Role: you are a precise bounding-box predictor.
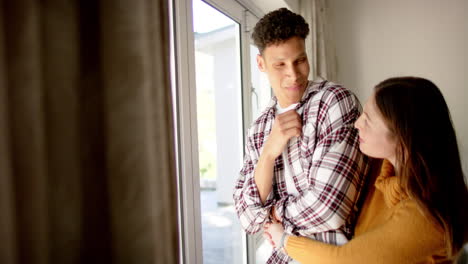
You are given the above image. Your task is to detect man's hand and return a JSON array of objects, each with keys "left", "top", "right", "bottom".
[
  {"left": 262, "top": 110, "right": 302, "bottom": 160},
  {"left": 271, "top": 206, "right": 282, "bottom": 222},
  {"left": 254, "top": 109, "right": 302, "bottom": 204}
]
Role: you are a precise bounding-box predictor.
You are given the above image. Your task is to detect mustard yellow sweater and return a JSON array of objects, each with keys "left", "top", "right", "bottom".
[{"left": 285, "top": 160, "right": 449, "bottom": 264}]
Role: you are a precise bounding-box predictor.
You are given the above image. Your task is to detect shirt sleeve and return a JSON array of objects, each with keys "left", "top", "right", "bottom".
[
  {"left": 275, "top": 87, "right": 365, "bottom": 236},
  {"left": 285, "top": 200, "right": 446, "bottom": 264},
  {"left": 233, "top": 130, "right": 276, "bottom": 234}
]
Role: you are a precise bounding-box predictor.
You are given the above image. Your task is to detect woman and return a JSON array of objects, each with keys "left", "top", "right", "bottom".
[{"left": 264, "top": 77, "right": 468, "bottom": 263}]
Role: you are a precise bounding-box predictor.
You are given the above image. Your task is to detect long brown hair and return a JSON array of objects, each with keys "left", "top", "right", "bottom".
[{"left": 374, "top": 77, "right": 468, "bottom": 258}]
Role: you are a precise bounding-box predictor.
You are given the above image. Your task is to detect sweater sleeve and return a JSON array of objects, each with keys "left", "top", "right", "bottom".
[{"left": 285, "top": 200, "right": 446, "bottom": 264}]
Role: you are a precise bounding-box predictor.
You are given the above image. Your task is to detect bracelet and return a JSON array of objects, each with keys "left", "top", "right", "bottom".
[{"left": 279, "top": 232, "right": 288, "bottom": 249}]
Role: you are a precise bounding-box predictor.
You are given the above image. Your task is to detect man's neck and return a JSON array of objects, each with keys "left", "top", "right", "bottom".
[
  {"left": 276, "top": 102, "right": 299, "bottom": 114},
  {"left": 277, "top": 101, "right": 298, "bottom": 109}
]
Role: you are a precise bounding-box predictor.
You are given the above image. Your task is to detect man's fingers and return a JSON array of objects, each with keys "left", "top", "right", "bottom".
[
  {"left": 283, "top": 126, "right": 302, "bottom": 138},
  {"left": 276, "top": 118, "right": 302, "bottom": 139},
  {"left": 278, "top": 118, "right": 302, "bottom": 131},
  {"left": 264, "top": 109, "right": 302, "bottom": 157},
  {"left": 276, "top": 112, "right": 302, "bottom": 135},
  {"left": 271, "top": 207, "right": 282, "bottom": 223},
  {"left": 276, "top": 111, "right": 301, "bottom": 125}
]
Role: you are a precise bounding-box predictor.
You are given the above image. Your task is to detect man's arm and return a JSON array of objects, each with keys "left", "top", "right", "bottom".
[
  {"left": 275, "top": 87, "right": 366, "bottom": 236},
  {"left": 233, "top": 133, "right": 274, "bottom": 234},
  {"left": 233, "top": 110, "right": 302, "bottom": 234},
  {"left": 256, "top": 110, "right": 302, "bottom": 203}
]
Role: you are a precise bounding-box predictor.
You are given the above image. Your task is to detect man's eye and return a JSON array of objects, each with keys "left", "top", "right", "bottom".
[
  {"left": 275, "top": 63, "right": 284, "bottom": 68},
  {"left": 293, "top": 58, "right": 305, "bottom": 66}
]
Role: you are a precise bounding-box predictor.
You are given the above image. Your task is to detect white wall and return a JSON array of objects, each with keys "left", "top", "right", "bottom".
[{"left": 328, "top": 0, "right": 468, "bottom": 174}]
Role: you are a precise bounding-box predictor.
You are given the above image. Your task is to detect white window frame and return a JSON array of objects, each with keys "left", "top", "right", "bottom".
[{"left": 171, "top": 0, "right": 266, "bottom": 263}]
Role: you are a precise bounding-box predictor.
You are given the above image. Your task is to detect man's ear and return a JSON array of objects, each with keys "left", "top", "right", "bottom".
[{"left": 257, "top": 54, "right": 266, "bottom": 72}]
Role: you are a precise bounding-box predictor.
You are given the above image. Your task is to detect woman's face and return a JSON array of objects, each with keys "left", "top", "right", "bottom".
[{"left": 354, "top": 94, "right": 397, "bottom": 163}]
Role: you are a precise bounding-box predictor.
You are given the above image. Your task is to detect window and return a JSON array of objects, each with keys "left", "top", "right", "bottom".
[
  {"left": 193, "top": 1, "right": 244, "bottom": 263},
  {"left": 171, "top": 0, "right": 281, "bottom": 263}
]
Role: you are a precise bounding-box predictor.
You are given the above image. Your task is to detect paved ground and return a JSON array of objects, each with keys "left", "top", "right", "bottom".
[{"left": 201, "top": 190, "right": 243, "bottom": 264}]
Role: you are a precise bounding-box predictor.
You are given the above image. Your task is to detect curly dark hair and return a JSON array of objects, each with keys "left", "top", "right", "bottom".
[{"left": 252, "top": 8, "right": 309, "bottom": 54}]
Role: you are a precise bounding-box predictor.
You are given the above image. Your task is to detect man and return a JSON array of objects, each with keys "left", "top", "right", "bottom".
[{"left": 233, "top": 8, "right": 368, "bottom": 263}]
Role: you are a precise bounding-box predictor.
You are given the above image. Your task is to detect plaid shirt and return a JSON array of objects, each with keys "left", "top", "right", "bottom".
[{"left": 233, "top": 80, "right": 369, "bottom": 263}]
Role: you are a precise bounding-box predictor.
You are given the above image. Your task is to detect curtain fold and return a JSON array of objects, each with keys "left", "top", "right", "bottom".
[
  {"left": 300, "top": 0, "right": 338, "bottom": 81},
  {"left": 0, "top": 2, "right": 16, "bottom": 261},
  {"left": 0, "top": 0, "right": 178, "bottom": 263}
]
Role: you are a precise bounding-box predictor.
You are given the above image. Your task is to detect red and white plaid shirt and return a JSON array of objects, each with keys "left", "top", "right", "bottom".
[{"left": 233, "top": 80, "right": 369, "bottom": 263}]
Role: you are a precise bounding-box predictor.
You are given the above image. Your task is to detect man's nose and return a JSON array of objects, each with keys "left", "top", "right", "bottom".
[{"left": 286, "top": 65, "right": 299, "bottom": 80}]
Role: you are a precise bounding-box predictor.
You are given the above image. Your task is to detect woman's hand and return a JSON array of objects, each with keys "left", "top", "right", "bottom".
[{"left": 263, "top": 221, "right": 288, "bottom": 253}]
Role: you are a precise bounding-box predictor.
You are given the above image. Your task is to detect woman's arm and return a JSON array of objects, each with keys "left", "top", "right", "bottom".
[{"left": 266, "top": 200, "right": 445, "bottom": 264}]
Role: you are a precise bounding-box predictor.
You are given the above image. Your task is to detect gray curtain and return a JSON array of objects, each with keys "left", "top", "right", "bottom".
[
  {"left": 0, "top": 0, "right": 178, "bottom": 263},
  {"left": 300, "top": 0, "right": 337, "bottom": 81}
]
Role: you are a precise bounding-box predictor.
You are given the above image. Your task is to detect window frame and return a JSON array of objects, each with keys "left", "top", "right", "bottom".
[{"left": 171, "top": 0, "right": 262, "bottom": 263}]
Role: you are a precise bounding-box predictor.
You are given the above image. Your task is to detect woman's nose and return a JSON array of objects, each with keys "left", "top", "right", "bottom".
[{"left": 354, "top": 115, "right": 362, "bottom": 130}]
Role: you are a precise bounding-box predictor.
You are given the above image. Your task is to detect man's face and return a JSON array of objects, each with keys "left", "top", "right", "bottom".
[{"left": 257, "top": 36, "right": 310, "bottom": 108}]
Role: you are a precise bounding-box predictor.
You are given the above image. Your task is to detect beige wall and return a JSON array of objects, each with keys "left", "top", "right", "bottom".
[{"left": 328, "top": 0, "right": 468, "bottom": 173}]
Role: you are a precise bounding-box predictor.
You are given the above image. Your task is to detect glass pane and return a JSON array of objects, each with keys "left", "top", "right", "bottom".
[
  {"left": 250, "top": 45, "right": 272, "bottom": 120},
  {"left": 193, "top": 1, "right": 245, "bottom": 263}
]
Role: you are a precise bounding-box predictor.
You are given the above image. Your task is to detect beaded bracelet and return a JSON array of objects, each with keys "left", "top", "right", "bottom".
[{"left": 279, "top": 232, "right": 288, "bottom": 249}]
